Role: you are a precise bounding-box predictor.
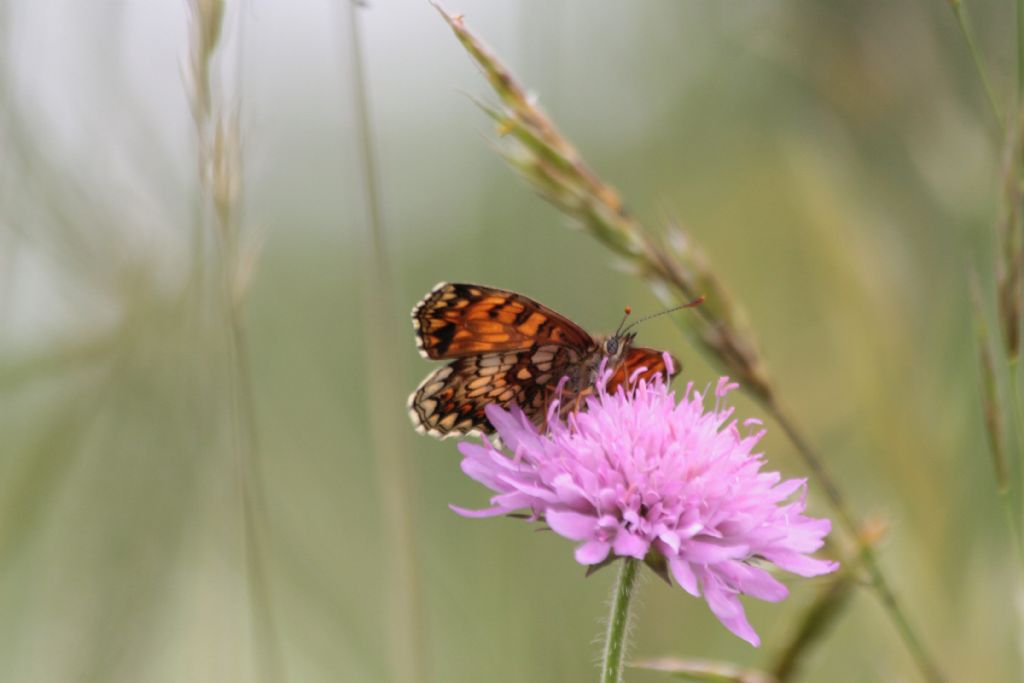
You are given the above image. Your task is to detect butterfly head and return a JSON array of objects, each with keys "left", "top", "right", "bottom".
[
  {"left": 603, "top": 330, "right": 636, "bottom": 361},
  {"left": 598, "top": 306, "right": 636, "bottom": 362},
  {"left": 603, "top": 296, "right": 705, "bottom": 362}
]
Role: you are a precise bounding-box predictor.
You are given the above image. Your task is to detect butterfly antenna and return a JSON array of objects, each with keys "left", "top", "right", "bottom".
[
  {"left": 613, "top": 306, "right": 633, "bottom": 338},
  {"left": 623, "top": 295, "right": 704, "bottom": 334}
]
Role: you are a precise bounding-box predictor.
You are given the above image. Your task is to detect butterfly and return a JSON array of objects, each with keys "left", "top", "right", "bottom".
[{"left": 408, "top": 282, "right": 693, "bottom": 439}]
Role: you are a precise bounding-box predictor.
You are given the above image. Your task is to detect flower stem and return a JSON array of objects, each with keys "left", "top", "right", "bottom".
[
  {"left": 770, "top": 403, "right": 945, "bottom": 683},
  {"left": 601, "top": 558, "right": 641, "bottom": 683}
]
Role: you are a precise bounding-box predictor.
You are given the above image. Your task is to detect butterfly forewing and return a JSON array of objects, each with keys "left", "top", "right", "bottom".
[{"left": 412, "top": 282, "right": 594, "bottom": 359}]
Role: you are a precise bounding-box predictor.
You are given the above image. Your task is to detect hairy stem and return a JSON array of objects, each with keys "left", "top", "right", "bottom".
[{"left": 601, "top": 558, "right": 641, "bottom": 683}]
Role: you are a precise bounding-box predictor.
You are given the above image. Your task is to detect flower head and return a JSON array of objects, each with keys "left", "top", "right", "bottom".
[{"left": 452, "top": 358, "right": 838, "bottom": 646}]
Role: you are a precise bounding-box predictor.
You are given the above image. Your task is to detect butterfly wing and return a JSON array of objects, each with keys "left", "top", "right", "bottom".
[
  {"left": 412, "top": 282, "right": 595, "bottom": 360},
  {"left": 604, "top": 346, "right": 679, "bottom": 393},
  {"left": 407, "top": 345, "right": 584, "bottom": 438}
]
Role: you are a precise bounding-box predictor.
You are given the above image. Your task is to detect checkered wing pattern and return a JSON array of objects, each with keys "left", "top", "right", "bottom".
[{"left": 408, "top": 345, "right": 583, "bottom": 438}]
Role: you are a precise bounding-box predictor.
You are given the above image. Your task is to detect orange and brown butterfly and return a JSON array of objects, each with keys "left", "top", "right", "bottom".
[{"left": 408, "top": 282, "right": 697, "bottom": 439}]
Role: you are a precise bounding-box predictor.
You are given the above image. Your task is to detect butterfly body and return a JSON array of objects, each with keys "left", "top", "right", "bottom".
[{"left": 408, "top": 282, "right": 678, "bottom": 439}]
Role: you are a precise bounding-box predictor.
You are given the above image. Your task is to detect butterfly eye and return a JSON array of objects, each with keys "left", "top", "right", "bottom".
[{"left": 605, "top": 338, "right": 619, "bottom": 355}]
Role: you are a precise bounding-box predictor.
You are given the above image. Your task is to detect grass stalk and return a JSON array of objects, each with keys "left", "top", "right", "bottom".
[
  {"left": 224, "top": 266, "right": 285, "bottom": 683},
  {"left": 948, "top": 1, "right": 1003, "bottom": 129},
  {"left": 769, "top": 406, "right": 943, "bottom": 683},
  {"left": 1010, "top": 366, "right": 1024, "bottom": 536},
  {"left": 346, "top": 2, "right": 427, "bottom": 681},
  {"left": 186, "top": 2, "right": 285, "bottom": 681},
  {"left": 226, "top": 288, "right": 286, "bottom": 683},
  {"left": 1000, "top": 474, "right": 1024, "bottom": 584},
  {"left": 996, "top": 107, "right": 1024, "bottom": 363},
  {"left": 949, "top": 3, "right": 1024, "bottom": 674},
  {"left": 969, "top": 269, "right": 1024, "bottom": 571},
  {"left": 769, "top": 519, "right": 886, "bottom": 681},
  {"left": 434, "top": 7, "right": 944, "bottom": 680},
  {"left": 1019, "top": 0, "right": 1024, "bottom": 105},
  {"left": 770, "top": 551, "right": 859, "bottom": 682}
]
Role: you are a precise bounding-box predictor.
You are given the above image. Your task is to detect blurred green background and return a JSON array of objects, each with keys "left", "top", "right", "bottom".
[{"left": 0, "top": 0, "right": 1018, "bottom": 681}]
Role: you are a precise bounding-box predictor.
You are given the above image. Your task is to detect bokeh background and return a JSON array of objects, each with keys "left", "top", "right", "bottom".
[{"left": 0, "top": 0, "right": 1018, "bottom": 681}]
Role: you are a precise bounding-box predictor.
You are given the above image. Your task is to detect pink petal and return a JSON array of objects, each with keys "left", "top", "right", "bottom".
[
  {"left": 449, "top": 504, "right": 508, "bottom": 518},
  {"left": 683, "top": 539, "right": 750, "bottom": 564},
  {"left": 658, "top": 529, "right": 681, "bottom": 553},
  {"left": 491, "top": 491, "right": 535, "bottom": 510},
  {"left": 714, "top": 377, "right": 739, "bottom": 398},
  {"left": 761, "top": 550, "right": 839, "bottom": 577},
  {"left": 456, "top": 441, "right": 491, "bottom": 459},
  {"left": 497, "top": 475, "right": 560, "bottom": 503},
  {"left": 720, "top": 562, "right": 788, "bottom": 602},
  {"left": 546, "top": 510, "right": 597, "bottom": 541},
  {"left": 551, "top": 473, "right": 589, "bottom": 507},
  {"left": 484, "top": 404, "right": 537, "bottom": 452},
  {"left": 575, "top": 540, "right": 611, "bottom": 565},
  {"left": 678, "top": 521, "right": 704, "bottom": 539},
  {"left": 661, "top": 352, "right": 675, "bottom": 375},
  {"left": 612, "top": 531, "right": 649, "bottom": 559},
  {"left": 668, "top": 556, "right": 699, "bottom": 596},
  {"left": 780, "top": 518, "right": 833, "bottom": 552},
  {"left": 703, "top": 581, "right": 760, "bottom": 647},
  {"left": 769, "top": 477, "right": 806, "bottom": 502},
  {"left": 457, "top": 445, "right": 506, "bottom": 488}
]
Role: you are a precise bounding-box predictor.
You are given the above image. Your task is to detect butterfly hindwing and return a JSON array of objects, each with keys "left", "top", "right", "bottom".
[
  {"left": 412, "top": 282, "right": 595, "bottom": 360},
  {"left": 605, "top": 346, "right": 680, "bottom": 394},
  {"left": 407, "top": 345, "right": 584, "bottom": 438}
]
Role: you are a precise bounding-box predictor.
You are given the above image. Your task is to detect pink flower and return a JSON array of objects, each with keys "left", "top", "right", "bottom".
[{"left": 452, "top": 359, "right": 838, "bottom": 646}]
